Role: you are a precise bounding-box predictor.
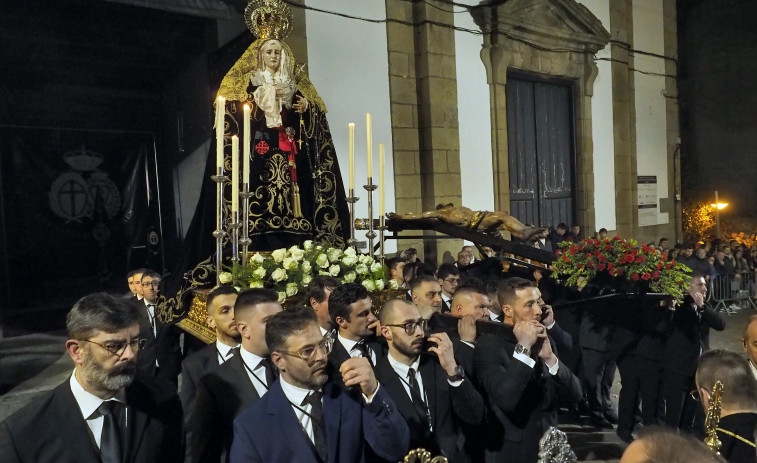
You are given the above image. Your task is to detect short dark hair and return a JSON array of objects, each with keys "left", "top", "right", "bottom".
[
  {"left": 632, "top": 426, "right": 726, "bottom": 463},
  {"left": 452, "top": 285, "right": 487, "bottom": 301},
  {"left": 127, "top": 269, "right": 138, "bottom": 278},
  {"left": 598, "top": 228, "right": 607, "bottom": 233},
  {"left": 659, "top": 237, "right": 669, "bottom": 245},
  {"left": 131, "top": 267, "right": 148, "bottom": 276},
  {"left": 234, "top": 288, "right": 279, "bottom": 318},
  {"left": 141, "top": 270, "right": 161, "bottom": 281},
  {"left": 697, "top": 350, "right": 757, "bottom": 411},
  {"left": 458, "top": 277, "right": 485, "bottom": 292},
  {"left": 557, "top": 223, "right": 568, "bottom": 231},
  {"left": 405, "top": 248, "right": 417, "bottom": 255},
  {"left": 416, "top": 263, "right": 436, "bottom": 278},
  {"left": 386, "top": 256, "right": 407, "bottom": 272},
  {"left": 437, "top": 263, "right": 460, "bottom": 280},
  {"left": 265, "top": 307, "right": 318, "bottom": 354},
  {"left": 306, "top": 275, "right": 339, "bottom": 304},
  {"left": 207, "top": 286, "right": 239, "bottom": 314},
  {"left": 403, "top": 261, "right": 419, "bottom": 280},
  {"left": 328, "top": 283, "right": 370, "bottom": 325},
  {"left": 410, "top": 275, "right": 438, "bottom": 294},
  {"left": 683, "top": 243, "right": 695, "bottom": 250},
  {"left": 497, "top": 277, "right": 536, "bottom": 307},
  {"left": 67, "top": 293, "right": 141, "bottom": 340}
]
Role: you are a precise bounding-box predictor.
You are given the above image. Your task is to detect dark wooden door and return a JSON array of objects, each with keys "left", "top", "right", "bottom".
[{"left": 506, "top": 76, "right": 575, "bottom": 229}]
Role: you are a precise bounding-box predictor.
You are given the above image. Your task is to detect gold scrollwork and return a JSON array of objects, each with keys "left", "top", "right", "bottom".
[{"left": 402, "top": 448, "right": 449, "bottom": 463}]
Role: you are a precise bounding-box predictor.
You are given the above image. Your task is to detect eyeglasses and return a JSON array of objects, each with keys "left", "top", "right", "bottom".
[
  {"left": 443, "top": 278, "right": 460, "bottom": 285},
  {"left": 279, "top": 337, "right": 333, "bottom": 361},
  {"left": 689, "top": 390, "right": 701, "bottom": 402},
  {"left": 80, "top": 338, "right": 146, "bottom": 357},
  {"left": 141, "top": 281, "right": 161, "bottom": 289},
  {"left": 384, "top": 319, "right": 428, "bottom": 335}
]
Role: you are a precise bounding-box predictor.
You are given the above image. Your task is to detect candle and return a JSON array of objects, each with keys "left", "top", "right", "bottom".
[
  {"left": 348, "top": 123, "right": 355, "bottom": 190},
  {"left": 243, "top": 104, "right": 251, "bottom": 186},
  {"left": 366, "top": 112, "right": 372, "bottom": 179},
  {"left": 379, "top": 143, "right": 385, "bottom": 217},
  {"left": 231, "top": 135, "right": 239, "bottom": 214},
  {"left": 215, "top": 97, "right": 225, "bottom": 171}
]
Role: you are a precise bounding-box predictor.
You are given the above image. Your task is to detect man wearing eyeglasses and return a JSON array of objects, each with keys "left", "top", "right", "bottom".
[
  {"left": 0, "top": 293, "right": 183, "bottom": 462},
  {"left": 375, "top": 299, "right": 485, "bottom": 462},
  {"left": 191, "top": 288, "right": 282, "bottom": 463},
  {"left": 230, "top": 308, "right": 409, "bottom": 463},
  {"left": 135, "top": 270, "right": 182, "bottom": 387},
  {"left": 437, "top": 264, "right": 460, "bottom": 314}
]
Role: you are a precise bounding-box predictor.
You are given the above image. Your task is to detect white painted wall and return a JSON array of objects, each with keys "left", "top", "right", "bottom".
[
  {"left": 577, "top": 0, "right": 617, "bottom": 233},
  {"left": 632, "top": 0, "right": 669, "bottom": 226},
  {"left": 305, "top": 0, "right": 396, "bottom": 253}
]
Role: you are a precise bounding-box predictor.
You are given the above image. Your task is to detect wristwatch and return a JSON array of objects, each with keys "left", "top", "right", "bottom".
[
  {"left": 447, "top": 365, "right": 465, "bottom": 382},
  {"left": 514, "top": 344, "right": 531, "bottom": 357}
]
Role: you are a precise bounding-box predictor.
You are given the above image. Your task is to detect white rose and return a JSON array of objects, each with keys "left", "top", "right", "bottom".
[
  {"left": 319, "top": 270, "right": 330, "bottom": 276},
  {"left": 253, "top": 267, "right": 266, "bottom": 279},
  {"left": 355, "top": 263, "right": 368, "bottom": 275},
  {"left": 389, "top": 279, "right": 399, "bottom": 290},
  {"left": 343, "top": 271, "right": 356, "bottom": 283},
  {"left": 359, "top": 254, "right": 373, "bottom": 265},
  {"left": 375, "top": 279, "right": 385, "bottom": 291},
  {"left": 303, "top": 240, "right": 314, "bottom": 251},
  {"left": 271, "top": 248, "right": 287, "bottom": 263},
  {"left": 219, "top": 272, "right": 232, "bottom": 284},
  {"left": 329, "top": 264, "right": 341, "bottom": 277},
  {"left": 249, "top": 280, "right": 264, "bottom": 288},
  {"left": 361, "top": 279, "right": 376, "bottom": 292},
  {"left": 342, "top": 256, "right": 358, "bottom": 267},
  {"left": 277, "top": 291, "right": 286, "bottom": 303},
  {"left": 286, "top": 283, "right": 299, "bottom": 297},
  {"left": 250, "top": 252, "right": 265, "bottom": 264},
  {"left": 282, "top": 257, "right": 298, "bottom": 271},
  {"left": 302, "top": 274, "right": 312, "bottom": 286},
  {"left": 316, "top": 254, "right": 329, "bottom": 268},
  {"left": 327, "top": 248, "right": 342, "bottom": 262},
  {"left": 344, "top": 247, "right": 357, "bottom": 257},
  {"left": 290, "top": 248, "right": 305, "bottom": 261},
  {"left": 302, "top": 260, "right": 312, "bottom": 273},
  {"left": 370, "top": 262, "right": 383, "bottom": 273},
  {"left": 271, "top": 268, "right": 287, "bottom": 282}
]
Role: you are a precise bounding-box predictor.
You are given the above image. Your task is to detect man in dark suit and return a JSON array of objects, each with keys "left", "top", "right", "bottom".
[
  {"left": 695, "top": 350, "right": 757, "bottom": 463},
  {"left": 661, "top": 273, "right": 725, "bottom": 430},
  {"left": 230, "top": 308, "right": 410, "bottom": 463},
  {"left": 190, "top": 288, "right": 282, "bottom": 462},
  {"left": 180, "top": 286, "right": 240, "bottom": 462},
  {"left": 474, "top": 277, "right": 582, "bottom": 463},
  {"left": 135, "top": 270, "right": 182, "bottom": 386},
  {"left": 306, "top": 275, "right": 339, "bottom": 337},
  {"left": 411, "top": 275, "right": 443, "bottom": 320},
  {"left": 0, "top": 293, "right": 183, "bottom": 462},
  {"left": 327, "top": 283, "right": 384, "bottom": 380},
  {"left": 376, "top": 299, "right": 485, "bottom": 462},
  {"left": 437, "top": 264, "right": 460, "bottom": 314}
]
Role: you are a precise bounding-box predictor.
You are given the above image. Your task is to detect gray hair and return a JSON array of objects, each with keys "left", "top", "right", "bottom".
[{"left": 66, "top": 292, "right": 141, "bottom": 340}]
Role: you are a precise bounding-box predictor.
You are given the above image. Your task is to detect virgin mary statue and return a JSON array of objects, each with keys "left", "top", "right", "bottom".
[{"left": 216, "top": 0, "right": 349, "bottom": 251}]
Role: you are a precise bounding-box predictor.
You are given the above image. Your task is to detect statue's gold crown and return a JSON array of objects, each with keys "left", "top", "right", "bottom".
[{"left": 244, "top": 0, "right": 293, "bottom": 40}]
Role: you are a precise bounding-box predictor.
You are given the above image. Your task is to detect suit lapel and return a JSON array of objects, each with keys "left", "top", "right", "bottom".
[
  {"left": 122, "top": 403, "right": 151, "bottom": 463},
  {"left": 375, "top": 357, "right": 416, "bottom": 418},
  {"left": 268, "top": 382, "right": 319, "bottom": 462},
  {"left": 227, "top": 354, "right": 262, "bottom": 403},
  {"left": 324, "top": 382, "right": 342, "bottom": 462},
  {"left": 55, "top": 383, "right": 102, "bottom": 463},
  {"left": 419, "top": 357, "right": 437, "bottom": 425}
]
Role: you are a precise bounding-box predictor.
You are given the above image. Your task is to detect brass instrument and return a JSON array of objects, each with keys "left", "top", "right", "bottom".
[
  {"left": 704, "top": 380, "right": 724, "bottom": 454},
  {"left": 402, "top": 448, "right": 448, "bottom": 463}
]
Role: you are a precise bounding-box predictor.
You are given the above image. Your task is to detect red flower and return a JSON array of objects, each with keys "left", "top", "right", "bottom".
[
  {"left": 577, "top": 264, "right": 584, "bottom": 269},
  {"left": 632, "top": 249, "right": 639, "bottom": 256},
  {"left": 608, "top": 263, "right": 615, "bottom": 271},
  {"left": 656, "top": 261, "right": 663, "bottom": 270},
  {"left": 642, "top": 245, "right": 650, "bottom": 252},
  {"left": 613, "top": 236, "right": 622, "bottom": 240},
  {"left": 587, "top": 260, "right": 594, "bottom": 268},
  {"left": 598, "top": 255, "right": 607, "bottom": 263},
  {"left": 597, "top": 263, "right": 606, "bottom": 271},
  {"left": 665, "top": 263, "right": 672, "bottom": 269},
  {"left": 678, "top": 281, "right": 683, "bottom": 286},
  {"left": 631, "top": 273, "right": 640, "bottom": 281},
  {"left": 652, "top": 271, "right": 660, "bottom": 279},
  {"left": 594, "top": 250, "right": 601, "bottom": 257},
  {"left": 641, "top": 272, "right": 651, "bottom": 281},
  {"left": 604, "top": 244, "right": 612, "bottom": 251},
  {"left": 562, "top": 255, "right": 571, "bottom": 263},
  {"left": 617, "top": 268, "right": 625, "bottom": 276},
  {"left": 557, "top": 250, "right": 563, "bottom": 257},
  {"left": 570, "top": 246, "right": 577, "bottom": 256},
  {"left": 636, "top": 256, "right": 645, "bottom": 263}
]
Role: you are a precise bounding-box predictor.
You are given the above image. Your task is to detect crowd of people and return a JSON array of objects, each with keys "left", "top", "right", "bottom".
[{"left": 1, "top": 242, "right": 756, "bottom": 463}]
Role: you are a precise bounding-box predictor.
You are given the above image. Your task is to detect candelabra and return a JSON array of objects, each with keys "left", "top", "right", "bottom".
[
  {"left": 379, "top": 215, "right": 386, "bottom": 262},
  {"left": 211, "top": 168, "right": 228, "bottom": 286},
  {"left": 346, "top": 188, "right": 359, "bottom": 249},
  {"left": 229, "top": 211, "right": 241, "bottom": 265},
  {"left": 239, "top": 185, "right": 252, "bottom": 264},
  {"left": 363, "top": 178, "right": 377, "bottom": 257}
]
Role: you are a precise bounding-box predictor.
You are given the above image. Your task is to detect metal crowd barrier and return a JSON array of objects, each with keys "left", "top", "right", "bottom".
[{"left": 707, "top": 272, "right": 757, "bottom": 314}]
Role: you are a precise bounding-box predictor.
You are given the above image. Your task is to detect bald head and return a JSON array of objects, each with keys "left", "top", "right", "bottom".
[
  {"left": 380, "top": 298, "right": 418, "bottom": 325},
  {"left": 744, "top": 316, "right": 757, "bottom": 369},
  {"left": 619, "top": 427, "right": 724, "bottom": 463}
]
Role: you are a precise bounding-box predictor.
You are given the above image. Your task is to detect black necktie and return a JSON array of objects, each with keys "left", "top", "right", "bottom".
[
  {"left": 304, "top": 391, "right": 328, "bottom": 462},
  {"left": 260, "top": 357, "right": 276, "bottom": 386},
  {"left": 354, "top": 340, "right": 373, "bottom": 367},
  {"left": 407, "top": 368, "right": 431, "bottom": 431},
  {"left": 99, "top": 400, "right": 123, "bottom": 463}
]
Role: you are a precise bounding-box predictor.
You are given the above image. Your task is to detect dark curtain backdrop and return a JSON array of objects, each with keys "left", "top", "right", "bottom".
[{"left": 0, "top": 127, "right": 162, "bottom": 311}]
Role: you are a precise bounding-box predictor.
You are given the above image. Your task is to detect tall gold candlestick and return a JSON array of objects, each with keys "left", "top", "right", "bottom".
[
  {"left": 348, "top": 123, "right": 355, "bottom": 191},
  {"left": 366, "top": 113, "right": 372, "bottom": 178}
]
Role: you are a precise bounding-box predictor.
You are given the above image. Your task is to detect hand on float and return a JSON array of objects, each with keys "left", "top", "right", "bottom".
[
  {"left": 427, "top": 332, "right": 457, "bottom": 376},
  {"left": 457, "top": 315, "right": 477, "bottom": 343}
]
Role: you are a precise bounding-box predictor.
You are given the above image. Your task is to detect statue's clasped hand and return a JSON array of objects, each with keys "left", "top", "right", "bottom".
[{"left": 293, "top": 95, "right": 308, "bottom": 113}]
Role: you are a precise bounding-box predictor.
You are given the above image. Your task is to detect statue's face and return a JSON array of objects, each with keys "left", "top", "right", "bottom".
[{"left": 261, "top": 40, "right": 282, "bottom": 72}]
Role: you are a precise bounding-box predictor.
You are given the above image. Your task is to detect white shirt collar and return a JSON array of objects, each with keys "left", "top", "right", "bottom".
[
  {"left": 488, "top": 309, "right": 502, "bottom": 321},
  {"left": 216, "top": 340, "right": 238, "bottom": 359},
  {"left": 750, "top": 360, "right": 757, "bottom": 381},
  {"left": 319, "top": 326, "right": 329, "bottom": 337},
  {"left": 69, "top": 370, "right": 124, "bottom": 419},
  {"left": 441, "top": 293, "right": 451, "bottom": 303},
  {"left": 387, "top": 351, "right": 420, "bottom": 379},
  {"left": 337, "top": 333, "right": 361, "bottom": 353},
  {"left": 280, "top": 374, "right": 317, "bottom": 406},
  {"left": 137, "top": 295, "right": 143, "bottom": 301},
  {"left": 239, "top": 346, "right": 266, "bottom": 369}
]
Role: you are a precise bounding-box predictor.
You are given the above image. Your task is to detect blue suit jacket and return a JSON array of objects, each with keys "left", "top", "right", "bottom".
[{"left": 230, "top": 378, "right": 409, "bottom": 463}]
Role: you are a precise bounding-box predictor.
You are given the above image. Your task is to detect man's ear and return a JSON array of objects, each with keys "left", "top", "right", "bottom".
[
  {"left": 335, "top": 315, "right": 348, "bottom": 330},
  {"left": 66, "top": 339, "right": 85, "bottom": 366},
  {"left": 271, "top": 351, "right": 285, "bottom": 372},
  {"left": 411, "top": 292, "right": 419, "bottom": 304},
  {"left": 237, "top": 321, "right": 249, "bottom": 339},
  {"left": 206, "top": 315, "right": 217, "bottom": 330},
  {"left": 380, "top": 324, "right": 392, "bottom": 340},
  {"left": 742, "top": 338, "right": 748, "bottom": 353},
  {"left": 502, "top": 304, "right": 513, "bottom": 319},
  {"left": 309, "top": 297, "right": 318, "bottom": 310}
]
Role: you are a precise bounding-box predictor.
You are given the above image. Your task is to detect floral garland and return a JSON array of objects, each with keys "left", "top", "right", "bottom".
[
  {"left": 221, "top": 241, "right": 397, "bottom": 303},
  {"left": 551, "top": 237, "right": 692, "bottom": 303}
]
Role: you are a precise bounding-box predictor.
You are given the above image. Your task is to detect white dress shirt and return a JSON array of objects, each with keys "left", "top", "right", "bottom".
[
  {"left": 143, "top": 300, "right": 157, "bottom": 337},
  {"left": 239, "top": 347, "right": 271, "bottom": 397},
  {"left": 513, "top": 350, "right": 560, "bottom": 375},
  {"left": 215, "top": 340, "right": 238, "bottom": 364},
  {"left": 337, "top": 333, "right": 377, "bottom": 365},
  {"left": 69, "top": 371, "right": 126, "bottom": 448},
  {"left": 280, "top": 375, "right": 320, "bottom": 445},
  {"left": 488, "top": 309, "right": 502, "bottom": 322},
  {"left": 750, "top": 360, "right": 757, "bottom": 381}
]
